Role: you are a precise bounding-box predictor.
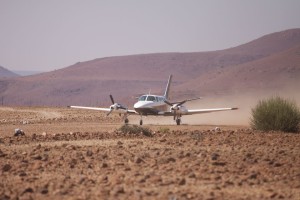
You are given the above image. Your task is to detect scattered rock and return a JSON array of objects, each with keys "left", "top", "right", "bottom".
[
  {"left": 134, "top": 156, "right": 143, "bottom": 164},
  {"left": 211, "top": 153, "right": 219, "bottom": 160},
  {"left": 2, "top": 164, "right": 12, "bottom": 172},
  {"left": 0, "top": 149, "right": 6, "bottom": 157},
  {"left": 178, "top": 178, "right": 186, "bottom": 185},
  {"left": 14, "top": 129, "right": 25, "bottom": 136},
  {"left": 101, "top": 162, "right": 108, "bottom": 168},
  {"left": 212, "top": 162, "right": 226, "bottom": 166},
  {"left": 19, "top": 171, "right": 27, "bottom": 176},
  {"left": 86, "top": 150, "right": 93, "bottom": 157},
  {"left": 248, "top": 172, "right": 258, "bottom": 179},
  {"left": 159, "top": 138, "right": 167, "bottom": 142},
  {"left": 167, "top": 157, "right": 176, "bottom": 163},
  {"left": 22, "top": 187, "right": 34, "bottom": 194},
  {"left": 40, "top": 188, "right": 48, "bottom": 194},
  {"left": 214, "top": 127, "right": 221, "bottom": 132},
  {"left": 42, "top": 132, "right": 47, "bottom": 137},
  {"left": 111, "top": 186, "right": 125, "bottom": 195}
]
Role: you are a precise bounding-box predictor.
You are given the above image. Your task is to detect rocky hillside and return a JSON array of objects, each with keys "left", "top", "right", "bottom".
[{"left": 1, "top": 29, "right": 300, "bottom": 106}]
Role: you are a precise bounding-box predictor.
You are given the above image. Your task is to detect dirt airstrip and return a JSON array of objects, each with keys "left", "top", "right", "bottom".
[{"left": 0, "top": 107, "right": 300, "bottom": 200}]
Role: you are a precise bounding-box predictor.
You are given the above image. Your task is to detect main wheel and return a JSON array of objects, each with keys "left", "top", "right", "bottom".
[
  {"left": 176, "top": 118, "right": 181, "bottom": 125},
  {"left": 139, "top": 120, "right": 143, "bottom": 125},
  {"left": 124, "top": 118, "right": 129, "bottom": 124}
]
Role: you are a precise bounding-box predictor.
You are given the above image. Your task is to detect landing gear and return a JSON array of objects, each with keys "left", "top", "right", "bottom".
[
  {"left": 123, "top": 113, "right": 129, "bottom": 125},
  {"left": 139, "top": 115, "right": 143, "bottom": 125},
  {"left": 176, "top": 118, "right": 181, "bottom": 125},
  {"left": 124, "top": 118, "right": 129, "bottom": 124}
]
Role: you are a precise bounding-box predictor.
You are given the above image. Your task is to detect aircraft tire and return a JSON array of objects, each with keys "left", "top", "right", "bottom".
[
  {"left": 176, "top": 119, "right": 181, "bottom": 125},
  {"left": 139, "top": 120, "right": 143, "bottom": 126},
  {"left": 125, "top": 118, "right": 129, "bottom": 124}
]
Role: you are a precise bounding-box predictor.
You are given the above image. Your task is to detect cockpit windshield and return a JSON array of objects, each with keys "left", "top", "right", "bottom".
[
  {"left": 138, "top": 95, "right": 147, "bottom": 101},
  {"left": 147, "top": 96, "right": 156, "bottom": 101},
  {"left": 138, "top": 95, "right": 158, "bottom": 102}
]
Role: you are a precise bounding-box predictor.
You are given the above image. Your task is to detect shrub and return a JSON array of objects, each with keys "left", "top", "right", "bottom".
[
  {"left": 118, "top": 124, "right": 152, "bottom": 137},
  {"left": 158, "top": 127, "right": 170, "bottom": 133},
  {"left": 251, "top": 96, "right": 300, "bottom": 133}
]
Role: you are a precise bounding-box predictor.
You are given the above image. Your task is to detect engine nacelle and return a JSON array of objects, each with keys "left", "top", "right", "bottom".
[{"left": 170, "top": 105, "right": 188, "bottom": 115}]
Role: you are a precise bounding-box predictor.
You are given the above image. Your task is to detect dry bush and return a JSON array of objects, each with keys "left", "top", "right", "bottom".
[
  {"left": 251, "top": 96, "right": 300, "bottom": 133},
  {"left": 118, "top": 125, "right": 152, "bottom": 137}
]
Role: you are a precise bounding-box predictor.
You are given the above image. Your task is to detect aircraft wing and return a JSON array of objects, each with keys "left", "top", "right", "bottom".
[
  {"left": 184, "top": 107, "right": 238, "bottom": 115},
  {"left": 69, "top": 106, "right": 138, "bottom": 114},
  {"left": 158, "top": 107, "right": 238, "bottom": 116}
]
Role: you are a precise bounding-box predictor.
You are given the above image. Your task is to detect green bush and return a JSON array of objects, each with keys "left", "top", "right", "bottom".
[
  {"left": 118, "top": 124, "right": 152, "bottom": 137},
  {"left": 251, "top": 96, "right": 300, "bottom": 133}
]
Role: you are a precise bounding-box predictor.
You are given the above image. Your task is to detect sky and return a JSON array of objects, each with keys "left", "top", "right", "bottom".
[{"left": 1, "top": 0, "right": 300, "bottom": 72}]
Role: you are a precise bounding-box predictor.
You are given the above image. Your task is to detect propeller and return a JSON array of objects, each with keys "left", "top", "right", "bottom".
[
  {"left": 164, "top": 97, "right": 202, "bottom": 120},
  {"left": 107, "top": 94, "right": 128, "bottom": 116}
]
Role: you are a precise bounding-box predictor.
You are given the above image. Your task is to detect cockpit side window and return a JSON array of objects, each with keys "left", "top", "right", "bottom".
[
  {"left": 146, "top": 96, "right": 156, "bottom": 101},
  {"left": 138, "top": 95, "right": 147, "bottom": 101}
]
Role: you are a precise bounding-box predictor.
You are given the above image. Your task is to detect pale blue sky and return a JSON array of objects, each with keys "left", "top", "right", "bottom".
[{"left": 1, "top": 0, "right": 300, "bottom": 71}]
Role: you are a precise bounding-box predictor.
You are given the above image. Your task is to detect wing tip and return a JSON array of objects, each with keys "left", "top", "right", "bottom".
[{"left": 232, "top": 107, "right": 238, "bottom": 110}]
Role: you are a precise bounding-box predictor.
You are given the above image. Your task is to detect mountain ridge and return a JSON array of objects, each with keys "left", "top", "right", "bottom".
[{"left": 1, "top": 28, "right": 300, "bottom": 106}]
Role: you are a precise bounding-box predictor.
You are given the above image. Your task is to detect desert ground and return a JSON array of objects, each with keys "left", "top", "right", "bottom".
[{"left": 0, "top": 106, "right": 299, "bottom": 200}]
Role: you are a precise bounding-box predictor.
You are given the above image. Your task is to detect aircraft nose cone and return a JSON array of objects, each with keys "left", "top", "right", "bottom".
[{"left": 134, "top": 101, "right": 143, "bottom": 109}]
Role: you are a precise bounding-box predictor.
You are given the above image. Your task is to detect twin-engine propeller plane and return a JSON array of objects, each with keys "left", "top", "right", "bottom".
[{"left": 70, "top": 75, "right": 238, "bottom": 125}]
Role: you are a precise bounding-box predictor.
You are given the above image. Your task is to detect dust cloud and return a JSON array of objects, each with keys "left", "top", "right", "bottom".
[{"left": 184, "top": 88, "right": 300, "bottom": 126}]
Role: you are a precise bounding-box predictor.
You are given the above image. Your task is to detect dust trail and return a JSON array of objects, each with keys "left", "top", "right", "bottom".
[{"left": 178, "top": 88, "right": 300, "bottom": 126}]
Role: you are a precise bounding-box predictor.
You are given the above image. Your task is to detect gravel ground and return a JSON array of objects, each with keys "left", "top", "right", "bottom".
[{"left": 0, "top": 107, "right": 299, "bottom": 200}]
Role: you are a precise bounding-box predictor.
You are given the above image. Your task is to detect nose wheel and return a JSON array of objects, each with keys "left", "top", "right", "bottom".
[
  {"left": 139, "top": 115, "right": 143, "bottom": 125},
  {"left": 123, "top": 113, "right": 129, "bottom": 124},
  {"left": 176, "top": 118, "right": 181, "bottom": 125}
]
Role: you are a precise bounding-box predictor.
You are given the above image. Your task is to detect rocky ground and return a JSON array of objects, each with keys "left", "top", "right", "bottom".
[{"left": 0, "top": 107, "right": 300, "bottom": 200}]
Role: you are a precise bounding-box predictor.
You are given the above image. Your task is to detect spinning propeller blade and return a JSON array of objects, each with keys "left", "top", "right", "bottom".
[
  {"left": 109, "top": 94, "right": 115, "bottom": 104},
  {"left": 164, "top": 100, "right": 173, "bottom": 106},
  {"left": 106, "top": 95, "right": 128, "bottom": 117},
  {"left": 107, "top": 109, "right": 113, "bottom": 116},
  {"left": 164, "top": 97, "right": 202, "bottom": 120}
]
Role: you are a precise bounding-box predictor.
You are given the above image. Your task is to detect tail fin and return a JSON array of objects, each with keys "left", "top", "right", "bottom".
[{"left": 164, "top": 75, "right": 172, "bottom": 99}]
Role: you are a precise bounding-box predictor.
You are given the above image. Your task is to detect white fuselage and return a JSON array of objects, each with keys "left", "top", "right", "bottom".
[{"left": 134, "top": 95, "right": 168, "bottom": 115}]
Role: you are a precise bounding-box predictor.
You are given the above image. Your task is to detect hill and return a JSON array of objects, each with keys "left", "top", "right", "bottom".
[
  {"left": 0, "top": 66, "right": 19, "bottom": 78},
  {"left": 175, "top": 45, "right": 300, "bottom": 98},
  {"left": 0, "top": 29, "right": 300, "bottom": 106}
]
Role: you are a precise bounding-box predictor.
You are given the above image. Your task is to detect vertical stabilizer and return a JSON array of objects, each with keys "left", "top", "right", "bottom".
[{"left": 164, "top": 75, "right": 172, "bottom": 99}]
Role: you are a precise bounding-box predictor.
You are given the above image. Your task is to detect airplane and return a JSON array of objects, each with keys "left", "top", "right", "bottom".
[{"left": 69, "top": 75, "right": 238, "bottom": 125}]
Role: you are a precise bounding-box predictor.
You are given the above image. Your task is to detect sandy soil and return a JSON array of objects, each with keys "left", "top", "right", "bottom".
[{"left": 0, "top": 107, "right": 300, "bottom": 200}]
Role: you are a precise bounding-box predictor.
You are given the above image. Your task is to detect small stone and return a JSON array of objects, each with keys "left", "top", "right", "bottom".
[
  {"left": 19, "top": 171, "right": 27, "bottom": 176},
  {"left": 40, "top": 188, "right": 48, "bottom": 194},
  {"left": 178, "top": 178, "right": 186, "bottom": 185},
  {"left": 22, "top": 187, "right": 34, "bottom": 194},
  {"left": 86, "top": 150, "right": 93, "bottom": 157},
  {"left": 42, "top": 132, "right": 47, "bottom": 137},
  {"left": 134, "top": 157, "right": 143, "bottom": 164},
  {"left": 101, "top": 163, "right": 108, "bottom": 168},
  {"left": 14, "top": 129, "right": 25, "bottom": 136},
  {"left": 0, "top": 149, "right": 6, "bottom": 157},
  {"left": 214, "top": 127, "right": 221, "bottom": 132},
  {"left": 211, "top": 153, "right": 219, "bottom": 160},
  {"left": 167, "top": 157, "right": 176, "bottom": 162},
  {"left": 111, "top": 186, "right": 124, "bottom": 195},
  {"left": 2, "top": 164, "right": 12, "bottom": 172}
]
